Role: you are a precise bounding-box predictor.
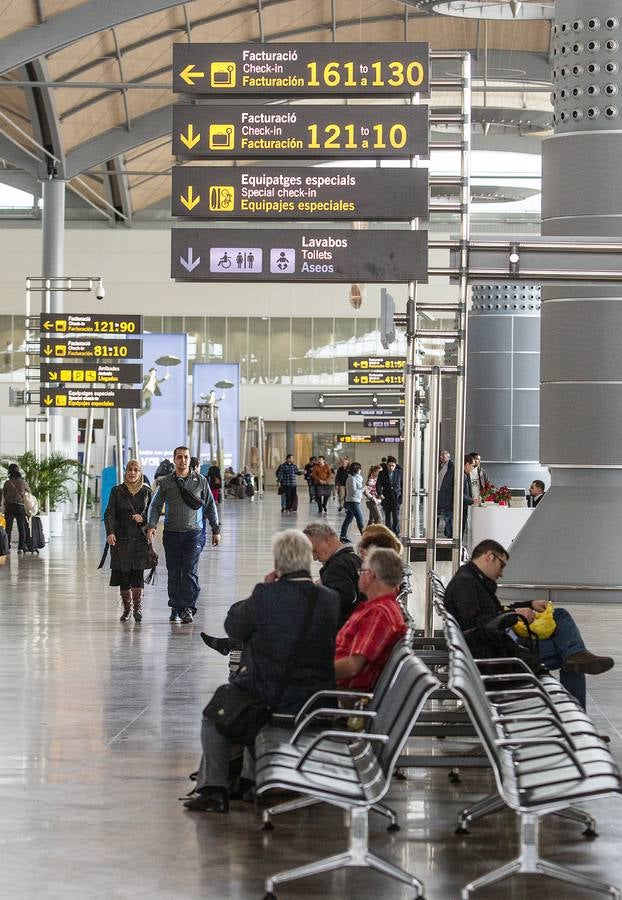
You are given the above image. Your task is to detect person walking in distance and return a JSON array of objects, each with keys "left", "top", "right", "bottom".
[
  {"left": 2, "top": 463, "right": 29, "bottom": 554},
  {"left": 363, "top": 464, "right": 382, "bottom": 526},
  {"left": 334, "top": 457, "right": 350, "bottom": 512},
  {"left": 377, "top": 456, "right": 403, "bottom": 536},
  {"left": 276, "top": 454, "right": 302, "bottom": 513},
  {"left": 147, "top": 446, "right": 220, "bottom": 624},
  {"left": 340, "top": 462, "right": 365, "bottom": 544},
  {"left": 312, "top": 455, "right": 332, "bottom": 515},
  {"left": 104, "top": 460, "right": 153, "bottom": 622}
]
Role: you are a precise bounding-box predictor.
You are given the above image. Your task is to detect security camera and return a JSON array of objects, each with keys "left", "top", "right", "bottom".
[{"left": 96, "top": 279, "right": 106, "bottom": 300}]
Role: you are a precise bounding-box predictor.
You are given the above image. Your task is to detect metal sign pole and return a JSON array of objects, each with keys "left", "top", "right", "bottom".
[
  {"left": 424, "top": 366, "right": 442, "bottom": 636},
  {"left": 102, "top": 408, "right": 111, "bottom": 469},
  {"left": 78, "top": 408, "right": 94, "bottom": 522},
  {"left": 115, "top": 409, "right": 123, "bottom": 485}
]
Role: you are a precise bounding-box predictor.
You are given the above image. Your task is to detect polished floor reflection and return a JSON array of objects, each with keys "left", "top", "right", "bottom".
[{"left": 1, "top": 494, "right": 621, "bottom": 899}]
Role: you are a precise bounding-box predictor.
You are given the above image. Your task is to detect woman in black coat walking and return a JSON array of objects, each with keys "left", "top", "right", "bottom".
[{"left": 104, "top": 459, "right": 152, "bottom": 622}]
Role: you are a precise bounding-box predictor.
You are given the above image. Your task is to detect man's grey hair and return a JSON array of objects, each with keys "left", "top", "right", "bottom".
[
  {"left": 273, "top": 529, "right": 313, "bottom": 574},
  {"left": 303, "top": 522, "right": 338, "bottom": 542},
  {"left": 367, "top": 547, "right": 403, "bottom": 588}
]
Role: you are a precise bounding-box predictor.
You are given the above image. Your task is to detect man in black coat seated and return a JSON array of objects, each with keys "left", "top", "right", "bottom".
[
  {"left": 186, "top": 530, "right": 340, "bottom": 813},
  {"left": 444, "top": 538, "right": 614, "bottom": 708},
  {"left": 303, "top": 521, "right": 361, "bottom": 624}
]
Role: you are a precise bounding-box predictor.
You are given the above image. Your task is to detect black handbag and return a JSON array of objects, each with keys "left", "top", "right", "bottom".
[
  {"left": 464, "top": 612, "right": 547, "bottom": 679},
  {"left": 204, "top": 587, "right": 317, "bottom": 746},
  {"left": 175, "top": 477, "right": 204, "bottom": 510}
]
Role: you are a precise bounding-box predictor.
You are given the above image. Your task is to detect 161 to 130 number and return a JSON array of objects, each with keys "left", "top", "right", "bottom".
[
  {"left": 306, "top": 60, "right": 425, "bottom": 89},
  {"left": 306, "top": 122, "right": 407, "bottom": 150}
]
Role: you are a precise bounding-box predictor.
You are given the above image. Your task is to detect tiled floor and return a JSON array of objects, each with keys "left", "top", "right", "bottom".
[{"left": 1, "top": 493, "right": 621, "bottom": 899}]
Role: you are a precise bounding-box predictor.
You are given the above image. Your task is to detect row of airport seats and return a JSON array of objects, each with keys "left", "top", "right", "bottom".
[{"left": 250, "top": 573, "right": 621, "bottom": 899}]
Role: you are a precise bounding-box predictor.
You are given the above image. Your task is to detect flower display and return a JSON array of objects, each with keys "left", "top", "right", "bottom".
[{"left": 479, "top": 480, "right": 512, "bottom": 505}]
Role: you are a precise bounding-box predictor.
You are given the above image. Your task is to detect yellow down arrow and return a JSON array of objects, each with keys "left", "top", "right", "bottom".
[
  {"left": 43, "top": 344, "right": 53, "bottom": 356},
  {"left": 180, "top": 186, "right": 200, "bottom": 211},
  {"left": 180, "top": 124, "right": 201, "bottom": 149},
  {"left": 43, "top": 395, "right": 53, "bottom": 406},
  {"left": 180, "top": 64, "right": 205, "bottom": 86}
]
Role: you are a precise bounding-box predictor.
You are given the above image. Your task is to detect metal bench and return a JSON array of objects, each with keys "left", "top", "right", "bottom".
[
  {"left": 256, "top": 654, "right": 439, "bottom": 899},
  {"left": 436, "top": 601, "right": 622, "bottom": 898}
]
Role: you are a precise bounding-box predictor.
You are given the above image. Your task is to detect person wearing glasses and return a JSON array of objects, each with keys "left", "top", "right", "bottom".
[
  {"left": 334, "top": 547, "right": 407, "bottom": 692},
  {"left": 444, "top": 539, "right": 614, "bottom": 707}
]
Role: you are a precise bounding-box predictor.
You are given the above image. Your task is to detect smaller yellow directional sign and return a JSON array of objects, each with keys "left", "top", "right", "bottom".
[
  {"left": 180, "top": 185, "right": 201, "bottom": 210},
  {"left": 40, "top": 338, "right": 143, "bottom": 359},
  {"left": 338, "top": 434, "right": 403, "bottom": 444},
  {"left": 40, "top": 387, "right": 141, "bottom": 409},
  {"left": 349, "top": 356, "right": 406, "bottom": 371},
  {"left": 348, "top": 371, "right": 405, "bottom": 387},
  {"left": 180, "top": 123, "right": 201, "bottom": 149},
  {"left": 40, "top": 363, "right": 142, "bottom": 385},
  {"left": 39, "top": 314, "right": 142, "bottom": 334}
]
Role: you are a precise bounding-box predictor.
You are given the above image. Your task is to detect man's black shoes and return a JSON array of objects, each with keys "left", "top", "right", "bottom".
[
  {"left": 180, "top": 609, "right": 194, "bottom": 624},
  {"left": 169, "top": 611, "right": 181, "bottom": 624},
  {"left": 184, "top": 787, "right": 229, "bottom": 813},
  {"left": 201, "top": 632, "right": 234, "bottom": 655}
]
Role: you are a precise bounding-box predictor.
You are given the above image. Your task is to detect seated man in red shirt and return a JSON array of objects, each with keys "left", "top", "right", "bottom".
[{"left": 335, "top": 547, "right": 407, "bottom": 691}]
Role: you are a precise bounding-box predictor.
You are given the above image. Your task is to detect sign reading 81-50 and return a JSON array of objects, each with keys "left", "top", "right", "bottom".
[{"left": 173, "top": 42, "right": 430, "bottom": 97}]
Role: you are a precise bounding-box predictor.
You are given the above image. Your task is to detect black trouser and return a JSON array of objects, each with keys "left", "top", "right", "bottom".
[
  {"left": 5, "top": 502, "right": 27, "bottom": 551},
  {"left": 283, "top": 486, "right": 297, "bottom": 511},
  {"left": 316, "top": 491, "right": 328, "bottom": 513}
]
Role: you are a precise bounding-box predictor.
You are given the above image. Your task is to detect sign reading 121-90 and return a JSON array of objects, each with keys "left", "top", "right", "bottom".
[
  {"left": 173, "top": 105, "right": 428, "bottom": 159},
  {"left": 173, "top": 43, "right": 430, "bottom": 97},
  {"left": 172, "top": 229, "right": 428, "bottom": 283}
]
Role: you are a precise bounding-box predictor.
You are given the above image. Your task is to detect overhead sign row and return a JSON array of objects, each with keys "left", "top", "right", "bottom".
[{"left": 173, "top": 43, "right": 430, "bottom": 97}]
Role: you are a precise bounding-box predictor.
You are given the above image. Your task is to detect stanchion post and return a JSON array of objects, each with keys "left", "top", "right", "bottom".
[{"left": 424, "top": 366, "right": 442, "bottom": 636}]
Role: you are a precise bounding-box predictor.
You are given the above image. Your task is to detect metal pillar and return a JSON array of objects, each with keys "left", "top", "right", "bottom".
[
  {"left": 78, "top": 408, "right": 94, "bottom": 522},
  {"left": 401, "top": 294, "right": 417, "bottom": 552},
  {"left": 102, "top": 409, "right": 111, "bottom": 468},
  {"left": 424, "top": 367, "right": 442, "bottom": 636},
  {"left": 502, "top": 0, "right": 622, "bottom": 602},
  {"left": 41, "top": 178, "right": 65, "bottom": 457},
  {"left": 115, "top": 409, "right": 123, "bottom": 485},
  {"left": 130, "top": 409, "right": 139, "bottom": 460}
]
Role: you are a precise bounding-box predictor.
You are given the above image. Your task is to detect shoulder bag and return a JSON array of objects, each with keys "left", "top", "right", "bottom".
[
  {"left": 204, "top": 586, "right": 317, "bottom": 746},
  {"left": 174, "top": 476, "right": 204, "bottom": 510}
]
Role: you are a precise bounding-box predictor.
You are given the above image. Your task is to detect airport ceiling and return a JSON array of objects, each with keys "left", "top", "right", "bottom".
[{"left": 0, "top": 0, "right": 554, "bottom": 224}]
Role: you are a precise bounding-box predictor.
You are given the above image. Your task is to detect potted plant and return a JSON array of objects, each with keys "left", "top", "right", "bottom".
[{"left": 0, "top": 452, "right": 82, "bottom": 536}]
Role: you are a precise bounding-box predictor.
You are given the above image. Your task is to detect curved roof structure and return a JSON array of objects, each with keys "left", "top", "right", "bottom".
[{"left": 0, "top": 0, "right": 553, "bottom": 223}]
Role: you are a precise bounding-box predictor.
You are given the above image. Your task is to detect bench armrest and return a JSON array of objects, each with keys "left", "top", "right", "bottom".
[
  {"left": 492, "top": 713, "right": 578, "bottom": 751},
  {"left": 486, "top": 687, "right": 563, "bottom": 722},
  {"left": 290, "top": 708, "right": 377, "bottom": 744},
  {"left": 495, "top": 736, "right": 587, "bottom": 779},
  {"left": 294, "top": 689, "right": 373, "bottom": 724},
  {"left": 475, "top": 657, "right": 537, "bottom": 675},
  {"left": 295, "top": 731, "right": 389, "bottom": 770}
]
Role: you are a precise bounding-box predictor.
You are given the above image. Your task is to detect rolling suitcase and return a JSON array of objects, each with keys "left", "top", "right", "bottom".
[{"left": 25, "top": 516, "right": 45, "bottom": 553}]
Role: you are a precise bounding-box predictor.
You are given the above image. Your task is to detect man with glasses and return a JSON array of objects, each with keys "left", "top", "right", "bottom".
[
  {"left": 334, "top": 547, "right": 407, "bottom": 691},
  {"left": 444, "top": 539, "right": 614, "bottom": 707}
]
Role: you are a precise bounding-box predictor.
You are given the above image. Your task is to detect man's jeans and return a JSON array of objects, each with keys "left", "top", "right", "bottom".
[
  {"left": 519, "top": 607, "right": 587, "bottom": 707},
  {"left": 162, "top": 529, "right": 203, "bottom": 613}
]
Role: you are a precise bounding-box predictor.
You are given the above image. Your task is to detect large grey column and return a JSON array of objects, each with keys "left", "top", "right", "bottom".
[
  {"left": 41, "top": 178, "right": 65, "bottom": 314},
  {"left": 503, "top": 0, "right": 622, "bottom": 601},
  {"left": 285, "top": 422, "right": 295, "bottom": 455},
  {"left": 466, "top": 284, "right": 545, "bottom": 487}
]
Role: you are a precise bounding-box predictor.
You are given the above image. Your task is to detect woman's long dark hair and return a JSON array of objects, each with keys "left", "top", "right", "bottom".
[{"left": 348, "top": 462, "right": 361, "bottom": 475}]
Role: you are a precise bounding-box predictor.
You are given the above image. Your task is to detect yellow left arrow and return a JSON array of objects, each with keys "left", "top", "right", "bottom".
[
  {"left": 181, "top": 186, "right": 200, "bottom": 210},
  {"left": 43, "top": 395, "right": 53, "bottom": 406},
  {"left": 43, "top": 320, "right": 53, "bottom": 330},
  {"left": 180, "top": 64, "right": 205, "bottom": 86}
]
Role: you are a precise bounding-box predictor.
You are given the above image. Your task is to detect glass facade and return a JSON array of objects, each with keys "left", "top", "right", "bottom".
[{"left": 0, "top": 314, "right": 410, "bottom": 385}]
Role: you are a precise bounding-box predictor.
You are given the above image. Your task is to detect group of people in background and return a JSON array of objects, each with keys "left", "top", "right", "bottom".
[{"left": 276, "top": 453, "right": 404, "bottom": 542}]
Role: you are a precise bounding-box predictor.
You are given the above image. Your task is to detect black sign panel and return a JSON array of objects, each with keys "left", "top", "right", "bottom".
[
  {"left": 40, "top": 387, "right": 141, "bottom": 410},
  {"left": 172, "top": 228, "right": 427, "bottom": 283},
  {"left": 348, "top": 408, "right": 404, "bottom": 416},
  {"left": 40, "top": 314, "right": 142, "bottom": 335},
  {"left": 291, "top": 390, "right": 404, "bottom": 411},
  {"left": 173, "top": 105, "right": 429, "bottom": 159},
  {"left": 172, "top": 167, "right": 428, "bottom": 222},
  {"left": 364, "top": 418, "right": 403, "bottom": 428},
  {"left": 39, "top": 338, "right": 143, "bottom": 360},
  {"left": 40, "top": 363, "right": 143, "bottom": 385},
  {"left": 349, "top": 356, "right": 406, "bottom": 371},
  {"left": 173, "top": 42, "right": 430, "bottom": 97},
  {"left": 348, "top": 371, "right": 405, "bottom": 386},
  {"left": 338, "top": 434, "right": 403, "bottom": 444}
]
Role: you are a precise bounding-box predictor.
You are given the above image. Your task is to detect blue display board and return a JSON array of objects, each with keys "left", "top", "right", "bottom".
[
  {"left": 137, "top": 333, "right": 188, "bottom": 482},
  {"left": 192, "top": 362, "right": 240, "bottom": 471}
]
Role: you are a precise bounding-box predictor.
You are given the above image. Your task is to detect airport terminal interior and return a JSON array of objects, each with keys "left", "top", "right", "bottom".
[{"left": 1, "top": 1, "right": 622, "bottom": 898}]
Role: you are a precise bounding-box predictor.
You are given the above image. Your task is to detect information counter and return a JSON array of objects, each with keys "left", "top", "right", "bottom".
[{"left": 470, "top": 505, "right": 533, "bottom": 552}]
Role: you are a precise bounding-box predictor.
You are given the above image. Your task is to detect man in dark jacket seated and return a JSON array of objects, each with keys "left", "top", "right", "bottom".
[
  {"left": 444, "top": 539, "right": 614, "bottom": 708},
  {"left": 185, "top": 530, "right": 340, "bottom": 813},
  {"left": 303, "top": 522, "right": 361, "bottom": 623}
]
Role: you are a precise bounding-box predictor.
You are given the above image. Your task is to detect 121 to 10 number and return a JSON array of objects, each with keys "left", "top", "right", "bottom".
[{"left": 306, "top": 122, "right": 407, "bottom": 150}]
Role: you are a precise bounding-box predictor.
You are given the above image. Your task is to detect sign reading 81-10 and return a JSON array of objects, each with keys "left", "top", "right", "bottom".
[{"left": 173, "top": 43, "right": 430, "bottom": 97}]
